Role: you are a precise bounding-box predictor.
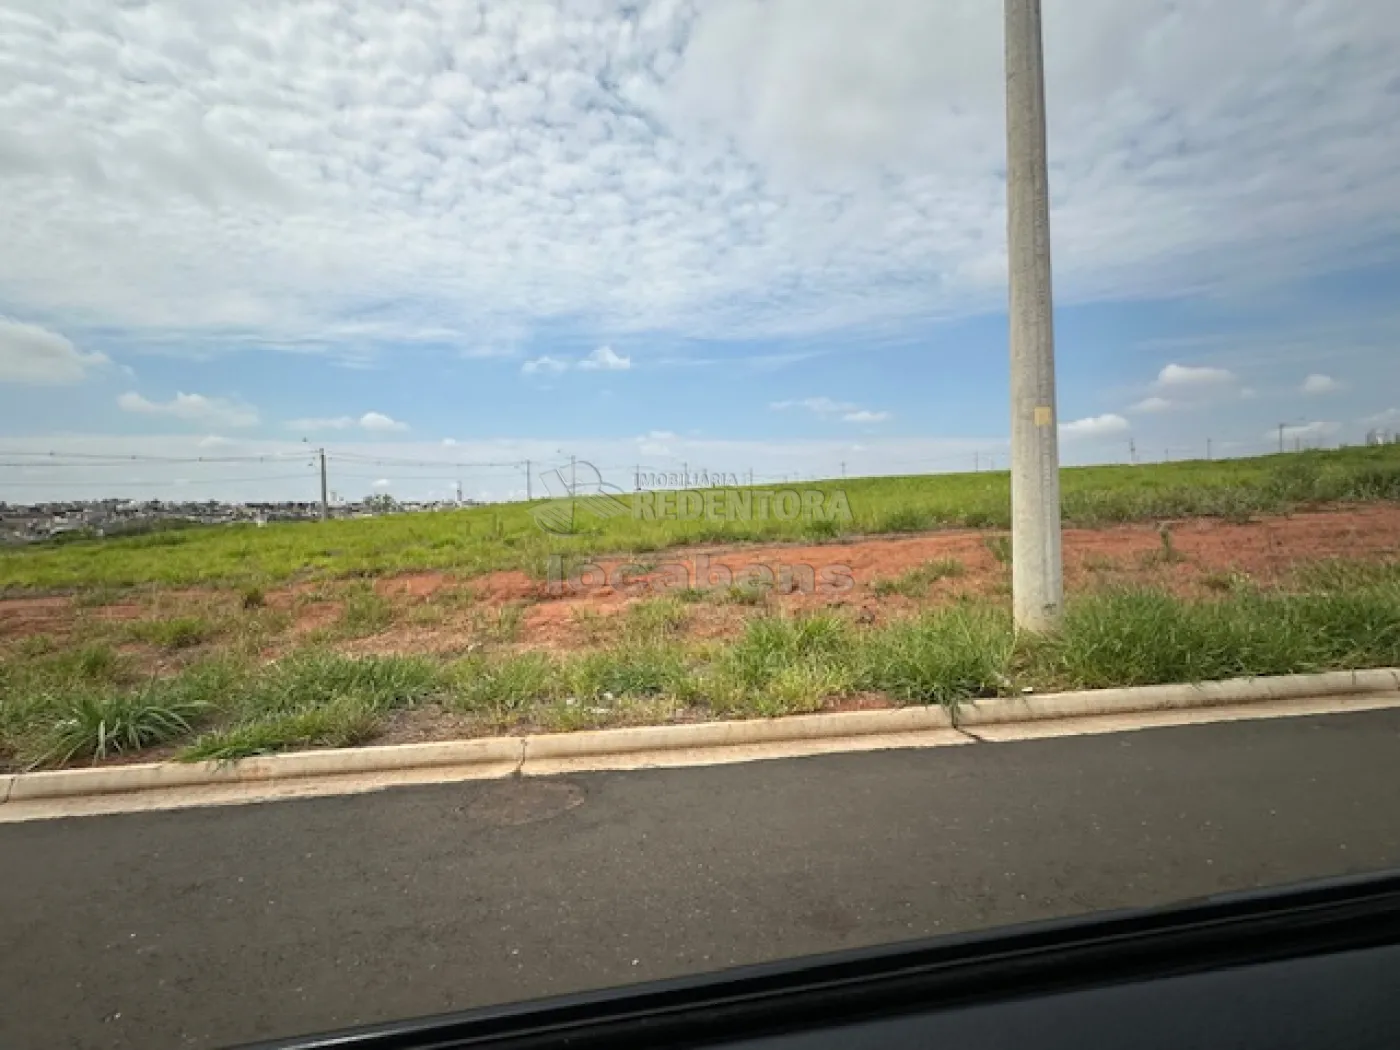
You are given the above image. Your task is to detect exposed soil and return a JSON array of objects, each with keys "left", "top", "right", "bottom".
[{"left": 2, "top": 507, "right": 1398, "bottom": 657}]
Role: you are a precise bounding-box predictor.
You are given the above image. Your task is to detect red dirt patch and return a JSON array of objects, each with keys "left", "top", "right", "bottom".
[{"left": 3, "top": 507, "right": 1398, "bottom": 654}]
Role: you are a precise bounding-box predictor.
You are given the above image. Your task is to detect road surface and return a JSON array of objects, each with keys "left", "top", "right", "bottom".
[{"left": 3, "top": 709, "right": 1400, "bottom": 1049}]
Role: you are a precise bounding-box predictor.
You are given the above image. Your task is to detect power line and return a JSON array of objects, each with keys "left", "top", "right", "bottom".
[{"left": 0, "top": 473, "right": 314, "bottom": 489}]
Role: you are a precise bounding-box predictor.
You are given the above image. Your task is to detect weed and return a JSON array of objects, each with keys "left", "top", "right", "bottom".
[
  {"left": 337, "top": 587, "right": 394, "bottom": 637},
  {"left": 182, "top": 699, "right": 380, "bottom": 761},
  {"left": 721, "top": 583, "right": 769, "bottom": 606},
  {"left": 856, "top": 607, "right": 1012, "bottom": 705},
  {"left": 129, "top": 616, "right": 214, "bottom": 650},
  {"left": 240, "top": 585, "right": 266, "bottom": 610},
  {"left": 1140, "top": 524, "right": 1188, "bottom": 568},
  {"left": 406, "top": 602, "right": 448, "bottom": 628},
  {"left": 31, "top": 684, "right": 208, "bottom": 767},
  {"left": 1200, "top": 570, "right": 1252, "bottom": 594},
  {"left": 870, "top": 558, "right": 967, "bottom": 598},
  {"left": 624, "top": 598, "right": 689, "bottom": 639},
  {"left": 801, "top": 517, "right": 844, "bottom": 542},
  {"left": 674, "top": 587, "right": 708, "bottom": 603},
  {"left": 473, "top": 603, "right": 525, "bottom": 643},
  {"left": 984, "top": 535, "right": 1013, "bottom": 566},
  {"left": 1083, "top": 555, "right": 1122, "bottom": 573},
  {"left": 72, "top": 586, "right": 129, "bottom": 609},
  {"left": 448, "top": 652, "right": 557, "bottom": 712},
  {"left": 880, "top": 507, "right": 934, "bottom": 533}
]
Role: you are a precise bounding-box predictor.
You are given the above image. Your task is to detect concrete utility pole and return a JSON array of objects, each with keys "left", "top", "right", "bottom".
[
  {"left": 1278, "top": 424, "right": 1287, "bottom": 454},
  {"left": 1005, "top": 0, "right": 1063, "bottom": 633},
  {"left": 1207, "top": 438, "right": 1213, "bottom": 461},
  {"left": 318, "top": 448, "right": 328, "bottom": 521},
  {"left": 524, "top": 460, "right": 532, "bottom": 501}
]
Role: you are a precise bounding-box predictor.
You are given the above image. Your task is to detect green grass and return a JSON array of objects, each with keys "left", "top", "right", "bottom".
[
  {"left": 3, "top": 446, "right": 1396, "bottom": 592},
  {"left": 5, "top": 567, "right": 1400, "bottom": 769},
  {"left": 871, "top": 558, "right": 967, "bottom": 598},
  {"left": 335, "top": 585, "right": 395, "bottom": 637},
  {"left": 128, "top": 615, "right": 217, "bottom": 650}
]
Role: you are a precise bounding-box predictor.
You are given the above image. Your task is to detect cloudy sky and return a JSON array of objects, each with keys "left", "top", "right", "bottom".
[{"left": 2, "top": 0, "right": 1399, "bottom": 502}]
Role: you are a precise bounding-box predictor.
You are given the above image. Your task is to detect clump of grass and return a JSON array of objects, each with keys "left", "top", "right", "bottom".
[
  {"left": 34, "top": 642, "right": 130, "bottom": 684},
  {"left": 472, "top": 603, "right": 525, "bottom": 643},
  {"left": 801, "top": 517, "right": 844, "bottom": 542},
  {"left": 720, "top": 583, "right": 770, "bottom": 606},
  {"left": 870, "top": 558, "right": 966, "bottom": 598},
  {"left": 240, "top": 585, "right": 266, "bottom": 610},
  {"left": 72, "top": 586, "right": 130, "bottom": 609},
  {"left": 251, "top": 651, "right": 443, "bottom": 714},
  {"left": 705, "top": 613, "right": 855, "bottom": 713},
  {"left": 1293, "top": 559, "right": 1400, "bottom": 592},
  {"left": 983, "top": 535, "right": 1013, "bottom": 565},
  {"left": 183, "top": 699, "right": 380, "bottom": 762},
  {"left": 337, "top": 586, "right": 394, "bottom": 637},
  {"left": 674, "top": 587, "right": 708, "bottom": 603},
  {"left": 879, "top": 507, "right": 934, "bottom": 533},
  {"left": 1139, "top": 524, "right": 1187, "bottom": 568},
  {"left": 1083, "top": 554, "right": 1122, "bottom": 574},
  {"left": 30, "top": 684, "right": 209, "bottom": 767},
  {"left": 565, "top": 643, "right": 692, "bottom": 703},
  {"left": 129, "top": 615, "right": 214, "bottom": 650},
  {"left": 856, "top": 606, "right": 1013, "bottom": 705},
  {"left": 448, "top": 651, "right": 558, "bottom": 713},
  {"left": 419, "top": 605, "right": 457, "bottom": 631},
  {"left": 624, "top": 597, "right": 689, "bottom": 639},
  {"left": 1200, "top": 570, "right": 1252, "bottom": 594}
]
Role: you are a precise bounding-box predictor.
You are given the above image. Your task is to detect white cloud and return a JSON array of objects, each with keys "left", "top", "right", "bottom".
[
  {"left": 441, "top": 438, "right": 459, "bottom": 446},
  {"left": 1061, "top": 413, "right": 1131, "bottom": 438},
  {"left": 1363, "top": 408, "right": 1400, "bottom": 427},
  {"left": 772, "top": 397, "right": 892, "bottom": 424},
  {"left": 117, "top": 391, "right": 259, "bottom": 428},
  {"left": 0, "top": 317, "right": 108, "bottom": 384},
  {"left": 577, "top": 345, "right": 631, "bottom": 371},
  {"left": 286, "top": 416, "right": 355, "bottom": 432},
  {"left": 1301, "top": 373, "right": 1344, "bottom": 395},
  {"left": 372, "top": 478, "right": 392, "bottom": 489},
  {"left": 359, "top": 411, "right": 408, "bottom": 433},
  {"left": 197, "top": 434, "right": 233, "bottom": 449},
  {"left": 645, "top": 430, "right": 677, "bottom": 441},
  {"left": 2, "top": 2, "right": 1396, "bottom": 358},
  {"left": 522, "top": 356, "right": 569, "bottom": 375},
  {"left": 1154, "top": 364, "right": 1237, "bottom": 391},
  {"left": 1130, "top": 396, "right": 1174, "bottom": 413},
  {"left": 286, "top": 412, "right": 405, "bottom": 433},
  {"left": 771, "top": 397, "right": 859, "bottom": 415}
]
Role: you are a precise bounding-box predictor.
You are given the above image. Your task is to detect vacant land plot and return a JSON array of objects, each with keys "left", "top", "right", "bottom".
[
  {"left": 1, "top": 447, "right": 1398, "bottom": 771},
  {"left": 3, "top": 446, "right": 1398, "bottom": 592}
]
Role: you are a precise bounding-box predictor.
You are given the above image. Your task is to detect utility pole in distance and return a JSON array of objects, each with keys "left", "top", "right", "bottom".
[
  {"left": 318, "top": 448, "right": 328, "bottom": 521},
  {"left": 1005, "top": 0, "right": 1063, "bottom": 633},
  {"left": 1278, "top": 424, "right": 1287, "bottom": 454},
  {"left": 524, "top": 460, "right": 532, "bottom": 501}
]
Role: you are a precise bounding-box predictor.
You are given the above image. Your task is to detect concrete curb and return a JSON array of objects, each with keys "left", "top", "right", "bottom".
[{"left": 4, "top": 668, "right": 1398, "bottom": 806}]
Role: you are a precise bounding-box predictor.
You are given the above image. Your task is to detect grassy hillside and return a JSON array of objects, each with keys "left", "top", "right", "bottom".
[{"left": 2, "top": 446, "right": 1398, "bottom": 592}]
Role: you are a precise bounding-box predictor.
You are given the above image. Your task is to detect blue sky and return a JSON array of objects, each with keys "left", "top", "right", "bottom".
[{"left": 2, "top": 0, "right": 1399, "bottom": 503}]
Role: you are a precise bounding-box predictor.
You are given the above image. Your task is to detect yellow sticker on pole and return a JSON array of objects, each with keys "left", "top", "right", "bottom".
[{"left": 1034, "top": 406, "right": 1054, "bottom": 427}]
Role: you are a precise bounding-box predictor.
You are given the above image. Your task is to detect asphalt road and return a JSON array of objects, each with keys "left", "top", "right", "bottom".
[{"left": 4, "top": 709, "right": 1400, "bottom": 1050}]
